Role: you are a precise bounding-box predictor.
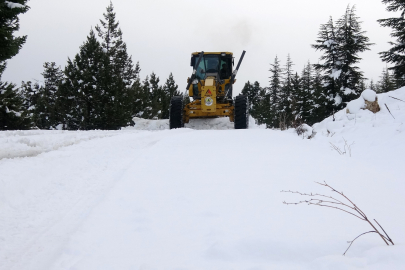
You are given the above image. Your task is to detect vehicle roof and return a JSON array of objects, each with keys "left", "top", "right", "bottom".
[{"left": 191, "top": 52, "right": 233, "bottom": 56}]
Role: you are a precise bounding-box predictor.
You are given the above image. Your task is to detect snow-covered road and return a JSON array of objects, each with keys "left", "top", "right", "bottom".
[{"left": 1, "top": 121, "right": 404, "bottom": 269}]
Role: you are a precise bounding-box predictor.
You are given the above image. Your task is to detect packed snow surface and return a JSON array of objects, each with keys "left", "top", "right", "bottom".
[{"left": 1, "top": 88, "right": 405, "bottom": 270}]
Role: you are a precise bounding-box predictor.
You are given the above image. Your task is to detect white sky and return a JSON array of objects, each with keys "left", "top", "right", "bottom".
[{"left": 2, "top": 0, "right": 395, "bottom": 94}]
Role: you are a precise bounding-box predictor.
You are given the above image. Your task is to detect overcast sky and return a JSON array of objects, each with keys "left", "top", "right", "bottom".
[{"left": 2, "top": 0, "right": 395, "bottom": 94}]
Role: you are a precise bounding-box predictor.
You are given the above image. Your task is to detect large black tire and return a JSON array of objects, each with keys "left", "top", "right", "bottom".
[
  {"left": 234, "top": 95, "right": 249, "bottom": 129},
  {"left": 169, "top": 96, "right": 183, "bottom": 129}
]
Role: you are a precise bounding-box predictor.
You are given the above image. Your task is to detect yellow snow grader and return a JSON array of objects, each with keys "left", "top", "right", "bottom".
[{"left": 169, "top": 51, "right": 249, "bottom": 129}]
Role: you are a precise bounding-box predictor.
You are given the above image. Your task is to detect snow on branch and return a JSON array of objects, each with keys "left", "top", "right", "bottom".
[{"left": 5, "top": 1, "right": 25, "bottom": 9}]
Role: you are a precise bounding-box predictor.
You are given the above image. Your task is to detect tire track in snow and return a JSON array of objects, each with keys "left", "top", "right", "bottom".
[{"left": 0, "top": 130, "right": 174, "bottom": 270}]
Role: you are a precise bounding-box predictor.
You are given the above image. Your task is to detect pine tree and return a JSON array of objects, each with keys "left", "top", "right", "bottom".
[
  {"left": 358, "top": 78, "right": 367, "bottom": 92},
  {"left": 335, "top": 5, "right": 373, "bottom": 100},
  {"left": 241, "top": 81, "right": 253, "bottom": 103},
  {"left": 62, "top": 29, "right": 105, "bottom": 130},
  {"left": 131, "top": 62, "right": 152, "bottom": 119},
  {"left": 311, "top": 67, "right": 326, "bottom": 124},
  {"left": 0, "top": 81, "right": 31, "bottom": 130},
  {"left": 249, "top": 81, "right": 266, "bottom": 124},
  {"left": 0, "top": 0, "right": 31, "bottom": 130},
  {"left": 296, "top": 62, "right": 314, "bottom": 124},
  {"left": 161, "top": 73, "right": 180, "bottom": 119},
  {"left": 312, "top": 17, "right": 342, "bottom": 116},
  {"left": 20, "top": 80, "right": 41, "bottom": 127},
  {"left": 241, "top": 81, "right": 254, "bottom": 112},
  {"left": 312, "top": 7, "right": 372, "bottom": 117},
  {"left": 376, "top": 67, "right": 396, "bottom": 93},
  {"left": 378, "top": 0, "right": 405, "bottom": 85},
  {"left": 279, "top": 55, "right": 294, "bottom": 128},
  {"left": 290, "top": 72, "right": 302, "bottom": 127},
  {"left": 393, "top": 73, "right": 405, "bottom": 89},
  {"left": 140, "top": 75, "right": 154, "bottom": 119},
  {"left": 266, "top": 56, "right": 282, "bottom": 128},
  {"left": 368, "top": 79, "right": 377, "bottom": 91},
  {"left": 149, "top": 72, "right": 162, "bottom": 119},
  {"left": 95, "top": 1, "right": 136, "bottom": 129},
  {"left": 0, "top": 0, "right": 30, "bottom": 74},
  {"left": 36, "top": 62, "right": 64, "bottom": 129}
]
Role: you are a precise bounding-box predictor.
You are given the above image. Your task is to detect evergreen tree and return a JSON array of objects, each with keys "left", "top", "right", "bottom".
[
  {"left": 241, "top": 81, "right": 253, "bottom": 107},
  {"left": 242, "top": 81, "right": 265, "bottom": 122},
  {"left": 266, "top": 56, "right": 282, "bottom": 128},
  {"left": 313, "top": 7, "right": 372, "bottom": 117},
  {"left": 20, "top": 80, "right": 41, "bottom": 127},
  {"left": 378, "top": 0, "right": 405, "bottom": 85},
  {"left": 393, "top": 73, "right": 405, "bottom": 89},
  {"left": 358, "top": 78, "right": 367, "bottom": 92},
  {"left": 241, "top": 81, "right": 254, "bottom": 112},
  {"left": 250, "top": 82, "right": 266, "bottom": 124},
  {"left": 36, "top": 62, "right": 64, "bottom": 129},
  {"left": 279, "top": 55, "right": 294, "bottom": 128},
  {"left": 140, "top": 75, "right": 154, "bottom": 119},
  {"left": 296, "top": 62, "right": 314, "bottom": 124},
  {"left": 95, "top": 1, "right": 136, "bottom": 129},
  {"left": 335, "top": 5, "right": 373, "bottom": 100},
  {"left": 312, "top": 17, "right": 342, "bottom": 116},
  {"left": 376, "top": 67, "right": 396, "bottom": 93},
  {"left": 161, "top": 73, "right": 180, "bottom": 119},
  {"left": 149, "top": 72, "right": 162, "bottom": 119},
  {"left": 290, "top": 72, "right": 302, "bottom": 127},
  {"left": 368, "top": 79, "right": 377, "bottom": 91},
  {"left": 62, "top": 29, "right": 105, "bottom": 130},
  {"left": 131, "top": 62, "right": 153, "bottom": 119},
  {"left": 0, "top": 81, "right": 31, "bottom": 130},
  {"left": 0, "top": 0, "right": 29, "bottom": 74},
  {"left": 0, "top": 0, "right": 31, "bottom": 130},
  {"left": 311, "top": 67, "right": 327, "bottom": 124}
]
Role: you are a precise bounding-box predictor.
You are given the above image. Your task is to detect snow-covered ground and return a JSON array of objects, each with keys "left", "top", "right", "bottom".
[{"left": 1, "top": 89, "right": 404, "bottom": 270}]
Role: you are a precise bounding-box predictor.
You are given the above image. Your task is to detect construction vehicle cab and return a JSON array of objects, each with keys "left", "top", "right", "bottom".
[{"left": 169, "top": 51, "right": 249, "bottom": 129}]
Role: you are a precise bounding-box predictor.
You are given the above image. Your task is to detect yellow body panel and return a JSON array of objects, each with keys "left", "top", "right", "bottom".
[
  {"left": 187, "top": 78, "right": 234, "bottom": 98},
  {"left": 183, "top": 100, "right": 234, "bottom": 124},
  {"left": 201, "top": 76, "right": 216, "bottom": 112}
]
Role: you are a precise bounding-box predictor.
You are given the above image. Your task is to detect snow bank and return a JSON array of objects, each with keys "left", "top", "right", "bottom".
[
  {"left": 0, "top": 130, "right": 121, "bottom": 159},
  {"left": 312, "top": 87, "right": 405, "bottom": 163},
  {"left": 314, "top": 87, "right": 405, "bottom": 136}
]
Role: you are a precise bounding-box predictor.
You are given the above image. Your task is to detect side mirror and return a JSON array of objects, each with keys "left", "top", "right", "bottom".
[{"left": 190, "top": 56, "right": 195, "bottom": 67}]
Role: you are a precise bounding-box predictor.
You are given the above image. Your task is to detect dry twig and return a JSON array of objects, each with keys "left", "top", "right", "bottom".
[
  {"left": 329, "top": 138, "right": 354, "bottom": 157},
  {"left": 282, "top": 181, "right": 394, "bottom": 255},
  {"left": 385, "top": 103, "right": 395, "bottom": 119},
  {"left": 389, "top": 96, "right": 405, "bottom": 103}
]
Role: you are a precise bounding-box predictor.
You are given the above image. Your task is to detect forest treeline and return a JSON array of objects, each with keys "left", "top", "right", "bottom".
[
  {"left": 242, "top": 4, "right": 404, "bottom": 129},
  {"left": 1, "top": 1, "right": 404, "bottom": 130}
]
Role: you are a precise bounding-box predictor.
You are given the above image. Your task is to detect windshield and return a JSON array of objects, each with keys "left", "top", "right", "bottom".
[
  {"left": 194, "top": 54, "right": 232, "bottom": 80},
  {"left": 195, "top": 55, "right": 219, "bottom": 80}
]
